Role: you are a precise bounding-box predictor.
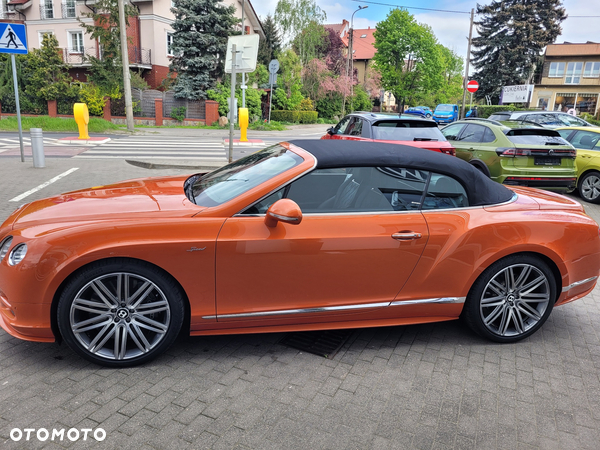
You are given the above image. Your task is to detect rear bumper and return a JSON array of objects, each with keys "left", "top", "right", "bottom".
[
  {"left": 502, "top": 177, "right": 577, "bottom": 190},
  {"left": 433, "top": 117, "right": 455, "bottom": 123}
]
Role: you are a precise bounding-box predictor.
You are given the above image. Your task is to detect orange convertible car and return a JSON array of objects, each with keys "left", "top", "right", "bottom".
[{"left": 1, "top": 140, "right": 599, "bottom": 367}]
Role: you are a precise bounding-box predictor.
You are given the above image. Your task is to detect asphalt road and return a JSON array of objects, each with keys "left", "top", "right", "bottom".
[{"left": 1, "top": 157, "right": 600, "bottom": 449}]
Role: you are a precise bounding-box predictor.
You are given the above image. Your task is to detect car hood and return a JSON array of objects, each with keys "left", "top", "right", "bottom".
[{"left": 8, "top": 175, "right": 204, "bottom": 230}]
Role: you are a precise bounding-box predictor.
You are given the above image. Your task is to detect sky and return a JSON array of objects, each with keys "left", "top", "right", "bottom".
[{"left": 252, "top": 0, "right": 599, "bottom": 71}]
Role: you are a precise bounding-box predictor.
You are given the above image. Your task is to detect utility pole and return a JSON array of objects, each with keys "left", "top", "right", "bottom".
[
  {"left": 344, "top": 5, "right": 368, "bottom": 116},
  {"left": 241, "top": 0, "right": 246, "bottom": 108},
  {"left": 460, "top": 8, "right": 475, "bottom": 120},
  {"left": 118, "top": 0, "right": 134, "bottom": 131}
]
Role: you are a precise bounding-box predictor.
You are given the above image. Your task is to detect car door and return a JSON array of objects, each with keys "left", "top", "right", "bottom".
[
  {"left": 338, "top": 117, "right": 369, "bottom": 141},
  {"left": 441, "top": 123, "right": 468, "bottom": 158},
  {"left": 214, "top": 166, "right": 430, "bottom": 325},
  {"left": 568, "top": 130, "right": 600, "bottom": 171},
  {"left": 326, "top": 115, "right": 352, "bottom": 140}
]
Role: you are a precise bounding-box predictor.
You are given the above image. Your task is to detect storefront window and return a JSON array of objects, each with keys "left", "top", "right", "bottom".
[
  {"left": 584, "top": 62, "right": 600, "bottom": 78},
  {"left": 554, "top": 93, "right": 576, "bottom": 112},
  {"left": 537, "top": 97, "right": 550, "bottom": 111},
  {"left": 565, "top": 62, "right": 583, "bottom": 84},
  {"left": 575, "top": 93, "right": 598, "bottom": 114}
]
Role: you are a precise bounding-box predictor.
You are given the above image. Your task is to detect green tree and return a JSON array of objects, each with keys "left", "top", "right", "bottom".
[
  {"left": 373, "top": 9, "right": 443, "bottom": 113},
  {"left": 79, "top": 0, "right": 138, "bottom": 98},
  {"left": 258, "top": 14, "right": 282, "bottom": 66},
  {"left": 292, "top": 21, "right": 327, "bottom": 66},
  {"left": 272, "top": 49, "right": 304, "bottom": 110},
  {"left": 274, "top": 0, "right": 326, "bottom": 64},
  {"left": 25, "top": 34, "right": 74, "bottom": 101},
  {"left": 472, "top": 0, "right": 566, "bottom": 102},
  {"left": 170, "top": 0, "right": 238, "bottom": 99},
  {"left": 434, "top": 45, "right": 463, "bottom": 104}
]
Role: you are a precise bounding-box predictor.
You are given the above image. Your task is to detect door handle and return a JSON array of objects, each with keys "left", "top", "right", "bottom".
[{"left": 392, "top": 232, "right": 422, "bottom": 241}]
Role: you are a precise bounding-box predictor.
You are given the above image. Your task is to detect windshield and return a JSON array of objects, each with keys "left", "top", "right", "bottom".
[
  {"left": 372, "top": 121, "right": 445, "bottom": 141},
  {"left": 436, "top": 105, "right": 454, "bottom": 112},
  {"left": 189, "top": 145, "right": 303, "bottom": 207}
]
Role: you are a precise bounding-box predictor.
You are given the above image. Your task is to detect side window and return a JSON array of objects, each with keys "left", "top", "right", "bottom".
[
  {"left": 333, "top": 116, "right": 351, "bottom": 135},
  {"left": 441, "top": 123, "right": 466, "bottom": 141},
  {"left": 422, "top": 173, "right": 469, "bottom": 210},
  {"left": 482, "top": 127, "right": 496, "bottom": 143},
  {"left": 572, "top": 131, "right": 600, "bottom": 150},
  {"left": 348, "top": 118, "right": 363, "bottom": 136},
  {"left": 242, "top": 167, "right": 430, "bottom": 214},
  {"left": 557, "top": 129, "right": 574, "bottom": 141},
  {"left": 458, "top": 124, "right": 486, "bottom": 143}
]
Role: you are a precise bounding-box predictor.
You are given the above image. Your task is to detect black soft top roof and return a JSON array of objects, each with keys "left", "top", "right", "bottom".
[{"left": 288, "top": 139, "right": 514, "bottom": 206}]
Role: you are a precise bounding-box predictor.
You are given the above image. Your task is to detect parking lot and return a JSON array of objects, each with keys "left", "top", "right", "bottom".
[{"left": 1, "top": 157, "right": 600, "bottom": 449}]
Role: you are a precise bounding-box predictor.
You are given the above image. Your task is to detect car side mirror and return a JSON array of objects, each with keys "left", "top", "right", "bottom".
[
  {"left": 265, "top": 199, "right": 303, "bottom": 227},
  {"left": 327, "top": 127, "right": 335, "bottom": 135}
]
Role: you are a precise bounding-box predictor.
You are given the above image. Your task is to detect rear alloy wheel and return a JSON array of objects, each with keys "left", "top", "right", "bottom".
[
  {"left": 579, "top": 171, "right": 600, "bottom": 204},
  {"left": 57, "top": 260, "right": 184, "bottom": 367},
  {"left": 462, "top": 255, "right": 555, "bottom": 343}
]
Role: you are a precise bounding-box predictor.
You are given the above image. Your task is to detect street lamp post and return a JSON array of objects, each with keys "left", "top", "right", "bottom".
[{"left": 343, "top": 5, "right": 368, "bottom": 116}]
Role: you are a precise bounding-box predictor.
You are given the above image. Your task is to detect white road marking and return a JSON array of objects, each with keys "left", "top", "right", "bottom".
[{"left": 9, "top": 168, "right": 79, "bottom": 202}]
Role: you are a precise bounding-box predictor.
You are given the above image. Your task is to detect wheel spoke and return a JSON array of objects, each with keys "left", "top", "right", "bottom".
[
  {"left": 513, "top": 265, "right": 532, "bottom": 290},
  {"left": 520, "top": 276, "right": 546, "bottom": 295},
  {"left": 114, "top": 324, "right": 128, "bottom": 360},
  {"left": 133, "top": 315, "right": 168, "bottom": 334},
  {"left": 512, "top": 308, "right": 525, "bottom": 334},
  {"left": 481, "top": 294, "right": 505, "bottom": 306},
  {"left": 88, "top": 322, "right": 116, "bottom": 353},
  {"left": 91, "top": 280, "right": 118, "bottom": 307},
  {"left": 72, "top": 314, "right": 112, "bottom": 333},
  {"left": 483, "top": 303, "right": 505, "bottom": 326},
  {"left": 126, "top": 323, "right": 151, "bottom": 353},
  {"left": 72, "top": 298, "right": 111, "bottom": 315},
  {"left": 128, "top": 283, "right": 155, "bottom": 309},
  {"left": 488, "top": 278, "right": 506, "bottom": 296},
  {"left": 517, "top": 302, "right": 542, "bottom": 321}
]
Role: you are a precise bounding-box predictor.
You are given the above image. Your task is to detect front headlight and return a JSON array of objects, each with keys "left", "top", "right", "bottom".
[
  {"left": 0, "top": 236, "right": 12, "bottom": 261},
  {"left": 8, "top": 243, "right": 27, "bottom": 266}
]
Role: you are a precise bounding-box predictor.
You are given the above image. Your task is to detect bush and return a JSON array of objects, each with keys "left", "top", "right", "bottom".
[
  {"left": 316, "top": 93, "right": 343, "bottom": 119},
  {"left": 298, "top": 98, "right": 314, "bottom": 111},
  {"left": 170, "top": 106, "right": 187, "bottom": 122},
  {"left": 348, "top": 85, "right": 372, "bottom": 113},
  {"left": 78, "top": 84, "right": 106, "bottom": 116},
  {"left": 207, "top": 83, "right": 264, "bottom": 119},
  {"left": 270, "top": 110, "right": 318, "bottom": 123},
  {"left": 476, "top": 104, "right": 526, "bottom": 118}
]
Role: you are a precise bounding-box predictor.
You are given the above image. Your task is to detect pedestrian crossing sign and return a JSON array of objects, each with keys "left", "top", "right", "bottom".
[{"left": 0, "top": 23, "right": 27, "bottom": 55}]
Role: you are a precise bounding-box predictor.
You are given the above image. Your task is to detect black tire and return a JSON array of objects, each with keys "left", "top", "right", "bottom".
[
  {"left": 57, "top": 259, "right": 185, "bottom": 367},
  {"left": 578, "top": 171, "right": 600, "bottom": 204},
  {"left": 462, "top": 254, "right": 556, "bottom": 343},
  {"left": 426, "top": 113, "right": 432, "bottom": 118}
]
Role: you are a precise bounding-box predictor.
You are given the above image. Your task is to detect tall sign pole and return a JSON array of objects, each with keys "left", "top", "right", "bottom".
[
  {"left": 229, "top": 43, "right": 236, "bottom": 163},
  {"left": 118, "top": 0, "right": 134, "bottom": 131},
  {"left": 11, "top": 55, "right": 24, "bottom": 162},
  {"left": 268, "top": 59, "right": 279, "bottom": 124},
  {"left": 0, "top": 23, "right": 28, "bottom": 162},
  {"left": 461, "top": 8, "right": 475, "bottom": 120}
]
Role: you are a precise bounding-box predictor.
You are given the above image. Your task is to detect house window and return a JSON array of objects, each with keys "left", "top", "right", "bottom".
[
  {"left": 68, "top": 31, "right": 83, "bottom": 53},
  {"left": 360, "top": 34, "right": 367, "bottom": 38},
  {"left": 584, "top": 62, "right": 600, "bottom": 78},
  {"left": 40, "top": 0, "right": 54, "bottom": 19},
  {"left": 62, "top": 0, "right": 76, "bottom": 18},
  {"left": 565, "top": 62, "right": 583, "bottom": 84},
  {"left": 38, "top": 31, "right": 54, "bottom": 46},
  {"left": 166, "top": 32, "right": 174, "bottom": 56},
  {"left": 548, "top": 62, "right": 565, "bottom": 77}
]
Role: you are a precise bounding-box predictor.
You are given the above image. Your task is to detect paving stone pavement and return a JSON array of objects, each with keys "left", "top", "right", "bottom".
[{"left": 1, "top": 158, "right": 600, "bottom": 449}]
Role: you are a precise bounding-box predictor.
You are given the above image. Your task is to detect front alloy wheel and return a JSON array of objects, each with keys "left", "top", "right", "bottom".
[
  {"left": 579, "top": 171, "right": 600, "bottom": 204},
  {"left": 462, "top": 255, "right": 555, "bottom": 343},
  {"left": 58, "top": 260, "right": 184, "bottom": 367}
]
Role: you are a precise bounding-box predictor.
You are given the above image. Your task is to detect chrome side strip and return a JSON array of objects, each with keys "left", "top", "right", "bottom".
[
  {"left": 562, "top": 276, "right": 598, "bottom": 293},
  {"left": 202, "top": 296, "right": 465, "bottom": 320},
  {"left": 390, "top": 297, "right": 466, "bottom": 306}
]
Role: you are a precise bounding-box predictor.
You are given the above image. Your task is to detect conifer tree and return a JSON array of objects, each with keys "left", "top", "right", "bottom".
[
  {"left": 471, "top": 0, "right": 566, "bottom": 102},
  {"left": 170, "top": 0, "right": 238, "bottom": 99},
  {"left": 258, "top": 14, "right": 282, "bottom": 66}
]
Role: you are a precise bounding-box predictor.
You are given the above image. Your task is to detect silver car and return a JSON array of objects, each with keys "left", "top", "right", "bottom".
[{"left": 488, "top": 111, "right": 593, "bottom": 128}]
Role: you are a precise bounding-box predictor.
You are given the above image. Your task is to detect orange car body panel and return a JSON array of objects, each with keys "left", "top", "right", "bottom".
[{"left": 1, "top": 143, "right": 599, "bottom": 342}]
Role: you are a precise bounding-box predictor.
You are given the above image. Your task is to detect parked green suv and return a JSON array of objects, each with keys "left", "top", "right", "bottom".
[{"left": 441, "top": 119, "right": 577, "bottom": 191}]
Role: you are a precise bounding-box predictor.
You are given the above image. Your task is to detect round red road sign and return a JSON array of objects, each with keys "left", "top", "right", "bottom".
[{"left": 467, "top": 80, "right": 479, "bottom": 93}]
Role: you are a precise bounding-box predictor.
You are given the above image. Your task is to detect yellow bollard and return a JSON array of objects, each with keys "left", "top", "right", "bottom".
[
  {"left": 73, "top": 103, "right": 90, "bottom": 140},
  {"left": 239, "top": 107, "right": 249, "bottom": 142}
]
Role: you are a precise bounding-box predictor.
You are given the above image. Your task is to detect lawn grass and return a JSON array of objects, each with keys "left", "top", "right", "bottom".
[{"left": 0, "top": 116, "right": 120, "bottom": 133}]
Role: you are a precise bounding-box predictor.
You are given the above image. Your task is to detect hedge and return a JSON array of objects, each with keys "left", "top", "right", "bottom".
[
  {"left": 476, "top": 105, "right": 526, "bottom": 119},
  {"left": 270, "top": 110, "right": 318, "bottom": 124}
]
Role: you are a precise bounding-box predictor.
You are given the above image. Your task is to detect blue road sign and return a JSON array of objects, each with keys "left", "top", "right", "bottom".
[{"left": 0, "top": 23, "right": 27, "bottom": 55}]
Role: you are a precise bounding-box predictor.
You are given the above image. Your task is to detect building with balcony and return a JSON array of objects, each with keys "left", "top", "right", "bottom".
[
  {"left": 1, "top": 0, "right": 264, "bottom": 88},
  {"left": 532, "top": 42, "right": 600, "bottom": 115}
]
